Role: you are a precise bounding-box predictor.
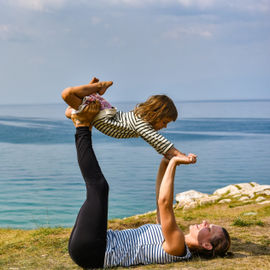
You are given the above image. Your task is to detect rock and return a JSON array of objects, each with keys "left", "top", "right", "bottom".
[
  {"left": 174, "top": 182, "right": 270, "bottom": 210},
  {"left": 243, "top": 212, "right": 257, "bottom": 216},
  {"left": 175, "top": 190, "right": 208, "bottom": 208},
  {"left": 242, "top": 191, "right": 255, "bottom": 198},
  {"left": 239, "top": 196, "right": 250, "bottom": 201},
  {"left": 183, "top": 201, "right": 198, "bottom": 211},
  {"left": 257, "top": 189, "right": 270, "bottom": 196},
  {"left": 237, "top": 182, "right": 260, "bottom": 189},
  {"left": 218, "top": 199, "right": 231, "bottom": 204},
  {"left": 255, "top": 196, "right": 265, "bottom": 202},
  {"left": 258, "top": 200, "right": 270, "bottom": 205},
  {"left": 198, "top": 196, "right": 220, "bottom": 206},
  {"left": 214, "top": 185, "right": 240, "bottom": 196},
  {"left": 214, "top": 182, "right": 270, "bottom": 199},
  {"left": 175, "top": 190, "right": 208, "bottom": 201}
]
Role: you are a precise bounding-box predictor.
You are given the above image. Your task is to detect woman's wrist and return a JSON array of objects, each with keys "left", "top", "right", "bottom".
[
  {"left": 73, "top": 119, "right": 91, "bottom": 127},
  {"left": 170, "top": 156, "right": 182, "bottom": 166},
  {"left": 71, "top": 114, "right": 92, "bottom": 127}
]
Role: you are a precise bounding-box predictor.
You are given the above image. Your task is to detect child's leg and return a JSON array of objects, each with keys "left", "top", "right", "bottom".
[
  {"left": 61, "top": 79, "right": 113, "bottom": 110},
  {"left": 65, "top": 77, "right": 99, "bottom": 119}
]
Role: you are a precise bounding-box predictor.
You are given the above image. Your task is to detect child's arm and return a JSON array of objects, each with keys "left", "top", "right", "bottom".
[
  {"left": 132, "top": 118, "right": 197, "bottom": 163},
  {"left": 155, "top": 157, "right": 170, "bottom": 224},
  {"left": 164, "top": 147, "right": 197, "bottom": 164}
]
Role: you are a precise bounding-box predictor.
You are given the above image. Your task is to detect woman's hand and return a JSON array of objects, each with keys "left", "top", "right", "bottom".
[
  {"left": 171, "top": 153, "right": 197, "bottom": 166},
  {"left": 71, "top": 102, "right": 100, "bottom": 128}
]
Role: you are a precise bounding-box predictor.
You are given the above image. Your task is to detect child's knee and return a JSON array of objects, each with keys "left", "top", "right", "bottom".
[{"left": 61, "top": 87, "right": 71, "bottom": 101}]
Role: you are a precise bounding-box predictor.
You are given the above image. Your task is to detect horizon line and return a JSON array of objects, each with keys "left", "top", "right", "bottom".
[{"left": 1, "top": 98, "right": 270, "bottom": 106}]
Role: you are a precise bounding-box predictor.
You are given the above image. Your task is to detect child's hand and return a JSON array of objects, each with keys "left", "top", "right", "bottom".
[
  {"left": 187, "top": 153, "right": 197, "bottom": 164},
  {"left": 164, "top": 147, "right": 197, "bottom": 164}
]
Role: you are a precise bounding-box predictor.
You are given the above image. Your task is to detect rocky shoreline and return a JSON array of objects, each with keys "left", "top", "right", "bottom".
[{"left": 175, "top": 182, "right": 270, "bottom": 211}]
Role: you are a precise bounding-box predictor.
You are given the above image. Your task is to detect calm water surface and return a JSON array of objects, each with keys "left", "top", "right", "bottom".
[{"left": 0, "top": 100, "right": 270, "bottom": 228}]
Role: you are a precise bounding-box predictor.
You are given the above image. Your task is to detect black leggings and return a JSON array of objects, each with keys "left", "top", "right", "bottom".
[{"left": 68, "top": 127, "right": 109, "bottom": 269}]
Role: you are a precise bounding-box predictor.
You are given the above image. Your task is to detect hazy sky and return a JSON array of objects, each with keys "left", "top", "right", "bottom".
[{"left": 0, "top": 0, "right": 269, "bottom": 104}]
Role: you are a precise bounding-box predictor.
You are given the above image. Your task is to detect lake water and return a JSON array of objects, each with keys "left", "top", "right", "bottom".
[{"left": 0, "top": 100, "right": 270, "bottom": 229}]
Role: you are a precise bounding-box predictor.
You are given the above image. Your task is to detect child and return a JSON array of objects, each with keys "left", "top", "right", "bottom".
[{"left": 62, "top": 77, "right": 196, "bottom": 162}]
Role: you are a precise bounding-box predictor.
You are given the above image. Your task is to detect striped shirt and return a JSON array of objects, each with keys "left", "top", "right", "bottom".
[
  {"left": 92, "top": 110, "right": 173, "bottom": 155},
  {"left": 103, "top": 224, "right": 191, "bottom": 267}
]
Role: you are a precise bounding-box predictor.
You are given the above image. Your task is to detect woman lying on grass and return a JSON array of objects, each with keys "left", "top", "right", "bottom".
[{"left": 68, "top": 104, "right": 231, "bottom": 269}]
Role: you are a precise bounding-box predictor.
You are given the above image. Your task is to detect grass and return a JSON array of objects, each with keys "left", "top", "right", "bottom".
[
  {"left": 0, "top": 202, "right": 270, "bottom": 270},
  {"left": 233, "top": 217, "right": 264, "bottom": 227}
]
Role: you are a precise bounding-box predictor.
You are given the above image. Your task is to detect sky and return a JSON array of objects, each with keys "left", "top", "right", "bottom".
[{"left": 0, "top": 0, "right": 269, "bottom": 104}]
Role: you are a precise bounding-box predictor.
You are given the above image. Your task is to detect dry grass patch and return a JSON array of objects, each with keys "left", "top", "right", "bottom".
[{"left": 0, "top": 202, "right": 269, "bottom": 270}]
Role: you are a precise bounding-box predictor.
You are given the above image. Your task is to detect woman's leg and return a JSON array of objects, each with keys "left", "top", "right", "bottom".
[{"left": 68, "top": 127, "right": 109, "bottom": 268}]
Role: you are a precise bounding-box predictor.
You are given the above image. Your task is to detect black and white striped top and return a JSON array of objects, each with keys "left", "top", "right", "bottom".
[
  {"left": 92, "top": 110, "right": 173, "bottom": 155},
  {"left": 103, "top": 224, "right": 191, "bottom": 267}
]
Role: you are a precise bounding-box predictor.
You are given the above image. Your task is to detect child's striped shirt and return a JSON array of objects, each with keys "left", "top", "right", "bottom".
[{"left": 93, "top": 110, "right": 173, "bottom": 155}]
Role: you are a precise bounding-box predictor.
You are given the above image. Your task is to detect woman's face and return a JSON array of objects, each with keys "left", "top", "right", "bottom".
[{"left": 189, "top": 220, "right": 223, "bottom": 246}]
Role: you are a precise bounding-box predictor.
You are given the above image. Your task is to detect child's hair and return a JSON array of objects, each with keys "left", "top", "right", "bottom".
[{"left": 134, "top": 95, "right": 178, "bottom": 126}]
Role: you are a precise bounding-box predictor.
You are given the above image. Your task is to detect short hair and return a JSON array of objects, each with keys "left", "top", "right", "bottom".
[
  {"left": 134, "top": 95, "right": 178, "bottom": 126},
  {"left": 195, "top": 227, "right": 231, "bottom": 258}
]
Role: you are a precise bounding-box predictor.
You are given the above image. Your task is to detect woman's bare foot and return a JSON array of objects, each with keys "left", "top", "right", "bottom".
[
  {"left": 89, "top": 77, "right": 99, "bottom": 84},
  {"left": 98, "top": 81, "right": 113, "bottom": 95},
  {"left": 65, "top": 106, "right": 73, "bottom": 119}
]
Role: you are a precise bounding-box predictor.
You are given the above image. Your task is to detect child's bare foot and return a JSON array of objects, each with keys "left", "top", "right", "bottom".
[
  {"left": 89, "top": 77, "right": 99, "bottom": 84},
  {"left": 98, "top": 81, "right": 113, "bottom": 95}
]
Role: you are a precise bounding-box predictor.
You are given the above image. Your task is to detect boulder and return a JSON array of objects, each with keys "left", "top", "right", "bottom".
[
  {"left": 255, "top": 196, "right": 265, "bottom": 202},
  {"left": 174, "top": 182, "right": 270, "bottom": 211},
  {"left": 214, "top": 182, "right": 270, "bottom": 198},
  {"left": 258, "top": 200, "right": 270, "bottom": 205},
  {"left": 175, "top": 190, "right": 208, "bottom": 208},
  {"left": 243, "top": 212, "right": 257, "bottom": 216},
  {"left": 183, "top": 201, "right": 198, "bottom": 211},
  {"left": 256, "top": 189, "right": 270, "bottom": 196},
  {"left": 214, "top": 185, "right": 240, "bottom": 196},
  {"left": 239, "top": 196, "right": 250, "bottom": 201},
  {"left": 218, "top": 199, "right": 231, "bottom": 204},
  {"left": 198, "top": 196, "right": 220, "bottom": 206}
]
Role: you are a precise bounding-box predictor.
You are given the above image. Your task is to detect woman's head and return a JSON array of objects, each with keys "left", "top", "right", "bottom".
[
  {"left": 185, "top": 220, "right": 231, "bottom": 258},
  {"left": 134, "top": 95, "right": 178, "bottom": 129}
]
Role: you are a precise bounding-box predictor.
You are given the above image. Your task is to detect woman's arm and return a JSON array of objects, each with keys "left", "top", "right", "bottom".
[
  {"left": 155, "top": 158, "right": 169, "bottom": 224},
  {"left": 158, "top": 157, "right": 188, "bottom": 256}
]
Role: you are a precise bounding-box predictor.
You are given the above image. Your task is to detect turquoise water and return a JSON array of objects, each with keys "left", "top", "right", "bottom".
[{"left": 0, "top": 100, "right": 270, "bottom": 229}]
